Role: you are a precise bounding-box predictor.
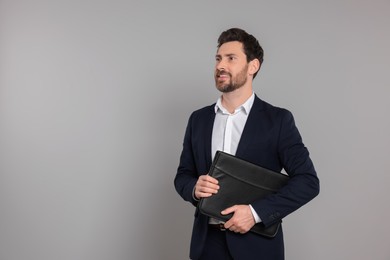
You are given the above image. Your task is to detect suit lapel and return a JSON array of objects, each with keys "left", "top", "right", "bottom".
[
  {"left": 204, "top": 106, "right": 216, "bottom": 168},
  {"left": 236, "top": 96, "right": 265, "bottom": 158}
]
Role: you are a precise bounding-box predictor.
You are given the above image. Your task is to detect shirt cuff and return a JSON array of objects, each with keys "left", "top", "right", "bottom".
[
  {"left": 192, "top": 186, "right": 199, "bottom": 201},
  {"left": 249, "top": 204, "right": 261, "bottom": 223}
]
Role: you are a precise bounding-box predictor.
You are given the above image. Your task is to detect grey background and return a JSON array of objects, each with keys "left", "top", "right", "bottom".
[{"left": 1, "top": 0, "right": 389, "bottom": 259}]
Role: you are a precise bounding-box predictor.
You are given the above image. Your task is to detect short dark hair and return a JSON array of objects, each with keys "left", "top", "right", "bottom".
[{"left": 217, "top": 28, "right": 264, "bottom": 79}]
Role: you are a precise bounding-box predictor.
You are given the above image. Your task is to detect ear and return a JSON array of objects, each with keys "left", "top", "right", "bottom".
[{"left": 248, "top": 58, "right": 260, "bottom": 76}]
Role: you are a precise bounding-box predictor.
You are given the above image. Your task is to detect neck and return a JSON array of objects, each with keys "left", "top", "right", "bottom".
[{"left": 221, "top": 85, "right": 253, "bottom": 113}]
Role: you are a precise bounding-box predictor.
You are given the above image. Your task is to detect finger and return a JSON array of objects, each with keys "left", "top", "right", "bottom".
[
  {"left": 226, "top": 223, "right": 240, "bottom": 233},
  {"left": 195, "top": 186, "right": 219, "bottom": 199},
  {"left": 196, "top": 180, "right": 219, "bottom": 192},
  {"left": 197, "top": 180, "right": 219, "bottom": 192},
  {"left": 201, "top": 182, "right": 219, "bottom": 190},
  {"left": 197, "top": 187, "right": 218, "bottom": 195},
  {"left": 221, "top": 205, "right": 236, "bottom": 215},
  {"left": 195, "top": 191, "right": 213, "bottom": 198},
  {"left": 201, "top": 175, "right": 219, "bottom": 185},
  {"left": 224, "top": 221, "right": 233, "bottom": 229}
]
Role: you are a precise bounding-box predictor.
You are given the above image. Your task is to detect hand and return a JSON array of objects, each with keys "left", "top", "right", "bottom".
[
  {"left": 221, "top": 205, "right": 255, "bottom": 234},
  {"left": 194, "top": 175, "right": 219, "bottom": 200}
]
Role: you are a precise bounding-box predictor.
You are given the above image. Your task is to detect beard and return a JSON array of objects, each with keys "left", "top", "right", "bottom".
[{"left": 215, "top": 64, "right": 248, "bottom": 93}]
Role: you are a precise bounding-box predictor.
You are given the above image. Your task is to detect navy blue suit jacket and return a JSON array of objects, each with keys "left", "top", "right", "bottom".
[{"left": 174, "top": 95, "right": 319, "bottom": 260}]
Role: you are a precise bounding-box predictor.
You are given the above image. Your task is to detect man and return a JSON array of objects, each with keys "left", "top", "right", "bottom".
[{"left": 174, "top": 28, "right": 319, "bottom": 260}]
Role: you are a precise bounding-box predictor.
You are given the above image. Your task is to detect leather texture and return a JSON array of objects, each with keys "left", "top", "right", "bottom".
[{"left": 198, "top": 151, "right": 290, "bottom": 238}]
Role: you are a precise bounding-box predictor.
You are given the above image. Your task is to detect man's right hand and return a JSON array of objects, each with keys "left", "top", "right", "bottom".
[{"left": 194, "top": 175, "right": 220, "bottom": 200}]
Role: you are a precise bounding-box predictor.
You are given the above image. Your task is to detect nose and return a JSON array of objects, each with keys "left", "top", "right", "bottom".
[{"left": 216, "top": 58, "right": 227, "bottom": 71}]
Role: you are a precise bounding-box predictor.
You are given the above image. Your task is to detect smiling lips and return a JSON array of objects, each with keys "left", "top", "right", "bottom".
[{"left": 216, "top": 71, "right": 230, "bottom": 81}]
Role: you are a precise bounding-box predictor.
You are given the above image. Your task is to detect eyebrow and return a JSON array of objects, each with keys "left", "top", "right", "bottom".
[{"left": 215, "top": 53, "right": 237, "bottom": 58}]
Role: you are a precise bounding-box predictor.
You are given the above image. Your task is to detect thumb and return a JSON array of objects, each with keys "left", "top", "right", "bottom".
[{"left": 221, "top": 205, "right": 236, "bottom": 215}]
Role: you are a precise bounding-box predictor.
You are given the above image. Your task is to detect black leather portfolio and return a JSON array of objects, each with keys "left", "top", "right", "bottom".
[{"left": 198, "top": 151, "right": 290, "bottom": 238}]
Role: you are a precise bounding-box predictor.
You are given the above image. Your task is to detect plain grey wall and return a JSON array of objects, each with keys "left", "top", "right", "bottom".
[{"left": 1, "top": 0, "right": 389, "bottom": 259}]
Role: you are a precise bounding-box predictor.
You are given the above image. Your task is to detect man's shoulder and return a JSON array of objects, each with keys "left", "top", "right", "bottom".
[
  {"left": 189, "top": 103, "right": 215, "bottom": 119},
  {"left": 255, "top": 96, "right": 291, "bottom": 116}
]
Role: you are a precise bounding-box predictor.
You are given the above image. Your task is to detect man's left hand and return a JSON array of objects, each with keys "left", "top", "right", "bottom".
[{"left": 221, "top": 205, "right": 255, "bottom": 234}]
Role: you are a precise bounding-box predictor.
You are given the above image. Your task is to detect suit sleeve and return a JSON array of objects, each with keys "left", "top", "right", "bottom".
[
  {"left": 174, "top": 113, "right": 199, "bottom": 207},
  {"left": 252, "top": 110, "right": 320, "bottom": 227}
]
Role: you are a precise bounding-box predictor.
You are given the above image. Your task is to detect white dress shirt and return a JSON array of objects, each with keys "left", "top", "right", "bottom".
[{"left": 209, "top": 93, "right": 261, "bottom": 224}]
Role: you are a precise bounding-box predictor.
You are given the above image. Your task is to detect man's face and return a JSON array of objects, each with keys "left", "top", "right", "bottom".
[{"left": 214, "top": 41, "right": 249, "bottom": 93}]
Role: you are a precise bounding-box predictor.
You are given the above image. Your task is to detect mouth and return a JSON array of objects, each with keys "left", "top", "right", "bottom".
[{"left": 216, "top": 71, "right": 230, "bottom": 80}]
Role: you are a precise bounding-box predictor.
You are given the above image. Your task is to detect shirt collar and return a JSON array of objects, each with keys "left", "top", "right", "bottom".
[{"left": 214, "top": 92, "right": 255, "bottom": 115}]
